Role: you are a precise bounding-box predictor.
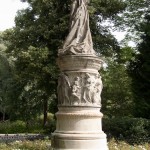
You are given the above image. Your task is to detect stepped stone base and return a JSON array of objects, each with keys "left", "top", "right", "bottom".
[
  {"left": 51, "top": 107, "right": 108, "bottom": 150},
  {"left": 51, "top": 133, "right": 107, "bottom": 150}
]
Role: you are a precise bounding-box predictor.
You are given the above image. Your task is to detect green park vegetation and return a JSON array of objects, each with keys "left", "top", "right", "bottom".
[
  {"left": 0, "top": 139, "right": 149, "bottom": 150},
  {"left": 0, "top": 0, "right": 150, "bottom": 149}
]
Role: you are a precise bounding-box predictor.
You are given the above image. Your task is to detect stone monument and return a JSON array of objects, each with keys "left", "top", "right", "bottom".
[{"left": 51, "top": 0, "right": 108, "bottom": 149}]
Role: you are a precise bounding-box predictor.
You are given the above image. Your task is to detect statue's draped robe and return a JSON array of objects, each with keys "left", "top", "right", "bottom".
[{"left": 59, "top": 0, "right": 95, "bottom": 55}]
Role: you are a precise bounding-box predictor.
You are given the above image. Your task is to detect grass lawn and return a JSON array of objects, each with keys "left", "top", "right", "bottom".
[
  {"left": 0, "top": 139, "right": 149, "bottom": 150},
  {"left": 0, "top": 140, "right": 50, "bottom": 150},
  {"left": 108, "top": 138, "right": 150, "bottom": 150}
]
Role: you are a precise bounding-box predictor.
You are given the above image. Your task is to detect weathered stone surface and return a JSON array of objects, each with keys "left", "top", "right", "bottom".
[
  {"left": 57, "top": 55, "right": 103, "bottom": 107},
  {"left": 57, "top": 55, "right": 103, "bottom": 72},
  {"left": 51, "top": 54, "right": 108, "bottom": 149},
  {"left": 51, "top": 107, "right": 108, "bottom": 150},
  {"left": 51, "top": 0, "right": 108, "bottom": 149},
  {"left": 58, "top": 0, "right": 95, "bottom": 56}
]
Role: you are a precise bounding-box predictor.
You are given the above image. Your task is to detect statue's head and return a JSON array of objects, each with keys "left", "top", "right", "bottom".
[{"left": 75, "top": 77, "right": 80, "bottom": 81}]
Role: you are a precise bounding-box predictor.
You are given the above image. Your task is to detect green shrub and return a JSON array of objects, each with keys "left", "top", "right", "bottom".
[
  {"left": 103, "top": 117, "right": 150, "bottom": 144},
  {"left": 0, "top": 120, "right": 43, "bottom": 134},
  {"left": 38, "top": 113, "right": 54, "bottom": 124},
  {"left": 0, "top": 113, "right": 56, "bottom": 134},
  {"left": 36, "top": 113, "right": 56, "bottom": 133},
  {"left": 44, "top": 119, "right": 56, "bottom": 133},
  {"left": 0, "top": 120, "right": 26, "bottom": 134}
]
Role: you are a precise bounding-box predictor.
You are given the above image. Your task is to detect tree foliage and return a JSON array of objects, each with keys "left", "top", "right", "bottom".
[
  {"left": 0, "top": 34, "right": 14, "bottom": 120},
  {"left": 114, "top": 0, "right": 150, "bottom": 45},
  {"left": 129, "top": 11, "right": 150, "bottom": 119},
  {"left": 102, "top": 47, "right": 134, "bottom": 117},
  {"left": 3, "top": 0, "right": 146, "bottom": 122},
  {"left": 2, "top": 0, "right": 127, "bottom": 121}
]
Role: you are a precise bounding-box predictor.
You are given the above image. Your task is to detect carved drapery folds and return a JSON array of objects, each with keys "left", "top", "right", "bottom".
[
  {"left": 57, "top": 72, "right": 103, "bottom": 106},
  {"left": 57, "top": 0, "right": 103, "bottom": 107},
  {"left": 57, "top": 73, "right": 71, "bottom": 105},
  {"left": 58, "top": 0, "right": 95, "bottom": 56}
]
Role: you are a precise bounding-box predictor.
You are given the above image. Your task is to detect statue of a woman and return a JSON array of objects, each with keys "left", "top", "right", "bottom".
[
  {"left": 92, "top": 74, "right": 103, "bottom": 105},
  {"left": 57, "top": 73, "right": 71, "bottom": 105},
  {"left": 82, "top": 73, "right": 95, "bottom": 103},
  {"left": 58, "top": 0, "right": 95, "bottom": 55}
]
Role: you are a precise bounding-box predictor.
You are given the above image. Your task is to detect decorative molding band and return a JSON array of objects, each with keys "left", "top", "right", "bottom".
[
  {"left": 52, "top": 132, "right": 107, "bottom": 140},
  {"left": 57, "top": 55, "right": 103, "bottom": 72},
  {"left": 56, "top": 112, "right": 103, "bottom": 117}
]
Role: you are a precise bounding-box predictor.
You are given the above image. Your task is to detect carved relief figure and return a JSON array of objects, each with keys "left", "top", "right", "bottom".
[
  {"left": 82, "top": 73, "right": 95, "bottom": 103},
  {"left": 71, "top": 77, "right": 81, "bottom": 105},
  {"left": 58, "top": 0, "right": 95, "bottom": 55},
  {"left": 57, "top": 73, "right": 71, "bottom": 105},
  {"left": 92, "top": 74, "right": 103, "bottom": 105}
]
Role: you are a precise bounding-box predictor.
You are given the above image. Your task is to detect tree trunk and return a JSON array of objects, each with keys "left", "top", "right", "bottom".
[
  {"left": 2, "top": 108, "right": 5, "bottom": 121},
  {"left": 43, "top": 98, "right": 48, "bottom": 127}
]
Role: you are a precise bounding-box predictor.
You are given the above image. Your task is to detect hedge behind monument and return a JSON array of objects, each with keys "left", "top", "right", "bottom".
[{"left": 103, "top": 117, "right": 150, "bottom": 144}]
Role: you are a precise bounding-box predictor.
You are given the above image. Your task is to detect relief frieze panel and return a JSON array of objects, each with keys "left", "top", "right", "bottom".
[{"left": 57, "top": 72, "right": 103, "bottom": 106}]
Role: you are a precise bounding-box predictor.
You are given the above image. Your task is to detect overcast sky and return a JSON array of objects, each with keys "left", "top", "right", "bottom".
[{"left": 0, "top": 0, "right": 28, "bottom": 31}]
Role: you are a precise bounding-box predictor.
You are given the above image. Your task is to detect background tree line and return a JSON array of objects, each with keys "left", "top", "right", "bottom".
[{"left": 0, "top": 0, "right": 149, "bottom": 129}]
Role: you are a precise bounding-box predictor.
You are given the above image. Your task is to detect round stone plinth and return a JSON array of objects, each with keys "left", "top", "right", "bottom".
[
  {"left": 51, "top": 132, "right": 108, "bottom": 150},
  {"left": 51, "top": 107, "right": 108, "bottom": 150},
  {"left": 57, "top": 55, "right": 103, "bottom": 73},
  {"left": 55, "top": 107, "right": 103, "bottom": 133}
]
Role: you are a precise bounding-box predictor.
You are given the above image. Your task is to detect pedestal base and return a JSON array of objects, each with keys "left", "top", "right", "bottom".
[
  {"left": 51, "top": 133, "right": 108, "bottom": 150},
  {"left": 53, "top": 55, "right": 108, "bottom": 149},
  {"left": 51, "top": 107, "right": 108, "bottom": 150}
]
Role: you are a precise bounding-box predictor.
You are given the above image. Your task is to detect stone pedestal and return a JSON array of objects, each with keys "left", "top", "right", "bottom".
[{"left": 51, "top": 55, "right": 108, "bottom": 150}]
